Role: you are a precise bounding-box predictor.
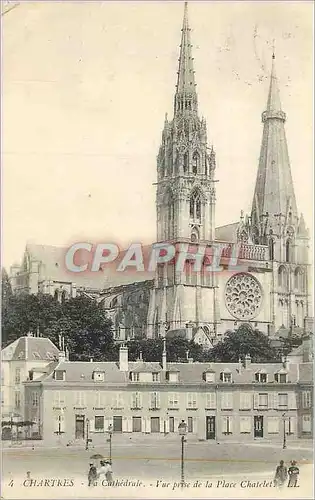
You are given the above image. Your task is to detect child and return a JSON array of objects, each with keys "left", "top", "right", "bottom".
[
  {"left": 288, "top": 460, "right": 299, "bottom": 487},
  {"left": 88, "top": 463, "right": 97, "bottom": 487}
]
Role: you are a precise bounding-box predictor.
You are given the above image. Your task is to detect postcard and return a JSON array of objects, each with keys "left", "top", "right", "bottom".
[{"left": 1, "top": 1, "right": 313, "bottom": 499}]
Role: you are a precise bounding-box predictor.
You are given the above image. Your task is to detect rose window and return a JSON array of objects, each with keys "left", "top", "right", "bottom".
[{"left": 225, "top": 273, "right": 262, "bottom": 320}]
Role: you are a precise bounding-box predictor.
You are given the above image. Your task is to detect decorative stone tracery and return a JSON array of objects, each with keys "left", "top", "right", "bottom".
[{"left": 225, "top": 273, "right": 262, "bottom": 320}]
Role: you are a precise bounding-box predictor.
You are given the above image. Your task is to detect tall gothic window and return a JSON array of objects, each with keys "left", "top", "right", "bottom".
[
  {"left": 278, "top": 266, "right": 288, "bottom": 289},
  {"left": 183, "top": 153, "right": 188, "bottom": 173},
  {"left": 286, "top": 240, "right": 292, "bottom": 263},
  {"left": 268, "top": 239, "right": 274, "bottom": 261},
  {"left": 168, "top": 201, "right": 175, "bottom": 239},
  {"left": 189, "top": 191, "right": 202, "bottom": 222},
  {"left": 192, "top": 152, "right": 200, "bottom": 174}
]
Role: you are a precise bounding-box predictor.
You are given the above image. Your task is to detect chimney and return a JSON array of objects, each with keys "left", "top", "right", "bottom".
[
  {"left": 302, "top": 336, "right": 311, "bottom": 363},
  {"left": 90, "top": 358, "right": 93, "bottom": 363},
  {"left": 188, "top": 357, "right": 194, "bottom": 364},
  {"left": 185, "top": 323, "right": 193, "bottom": 341},
  {"left": 282, "top": 355, "right": 289, "bottom": 369},
  {"left": 238, "top": 357, "right": 243, "bottom": 372},
  {"left": 65, "top": 346, "right": 69, "bottom": 361},
  {"left": 244, "top": 353, "right": 251, "bottom": 369},
  {"left": 119, "top": 345, "right": 129, "bottom": 371},
  {"left": 162, "top": 338, "right": 167, "bottom": 371},
  {"left": 58, "top": 351, "right": 66, "bottom": 363}
]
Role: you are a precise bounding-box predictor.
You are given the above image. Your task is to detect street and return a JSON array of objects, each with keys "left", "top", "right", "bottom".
[{"left": 2, "top": 439, "right": 313, "bottom": 499}]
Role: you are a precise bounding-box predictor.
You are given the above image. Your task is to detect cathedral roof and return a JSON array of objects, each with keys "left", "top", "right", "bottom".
[
  {"left": 251, "top": 54, "right": 298, "bottom": 228},
  {"left": 215, "top": 222, "right": 238, "bottom": 242}
]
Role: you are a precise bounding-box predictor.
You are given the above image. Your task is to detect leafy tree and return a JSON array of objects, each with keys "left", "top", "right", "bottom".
[
  {"left": 1, "top": 292, "right": 114, "bottom": 361},
  {"left": 206, "top": 325, "right": 280, "bottom": 363},
  {"left": 126, "top": 336, "right": 206, "bottom": 363}
]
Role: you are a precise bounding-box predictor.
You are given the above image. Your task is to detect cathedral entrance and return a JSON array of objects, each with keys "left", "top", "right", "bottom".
[
  {"left": 206, "top": 416, "right": 216, "bottom": 440},
  {"left": 254, "top": 416, "right": 264, "bottom": 438}
]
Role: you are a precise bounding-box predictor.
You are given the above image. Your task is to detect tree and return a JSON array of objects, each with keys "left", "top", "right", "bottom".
[
  {"left": 206, "top": 325, "right": 280, "bottom": 363},
  {"left": 126, "top": 336, "right": 206, "bottom": 363},
  {"left": 2, "top": 293, "right": 114, "bottom": 361}
]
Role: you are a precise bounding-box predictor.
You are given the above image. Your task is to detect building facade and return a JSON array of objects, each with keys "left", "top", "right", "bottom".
[
  {"left": 8, "top": 3, "right": 312, "bottom": 346},
  {"left": 23, "top": 341, "right": 313, "bottom": 445},
  {"left": 1, "top": 335, "right": 59, "bottom": 438}
]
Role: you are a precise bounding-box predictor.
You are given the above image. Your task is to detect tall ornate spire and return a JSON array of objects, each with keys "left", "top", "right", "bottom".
[
  {"left": 251, "top": 53, "right": 298, "bottom": 236},
  {"left": 174, "top": 2, "right": 198, "bottom": 115}
]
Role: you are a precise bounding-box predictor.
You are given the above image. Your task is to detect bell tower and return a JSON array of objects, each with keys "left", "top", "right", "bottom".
[
  {"left": 148, "top": 2, "right": 219, "bottom": 339},
  {"left": 156, "top": 2, "right": 216, "bottom": 244}
]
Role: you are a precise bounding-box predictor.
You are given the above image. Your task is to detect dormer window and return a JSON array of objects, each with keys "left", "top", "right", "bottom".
[
  {"left": 152, "top": 372, "right": 160, "bottom": 382},
  {"left": 130, "top": 372, "right": 140, "bottom": 382},
  {"left": 54, "top": 370, "right": 65, "bottom": 381},
  {"left": 255, "top": 372, "right": 267, "bottom": 383},
  {"left": 203, "top": 371, "right": 215, "bottom": 383},
  {"left": 166, "top": 371, "right": 179, "bottom": 382},
  {"left": 92, "top": 371, "right": 105, "bottom": 382},
  {"left": 220, "top": 371, "right": 232, "bottom": 383},
  {"left": 275, "top": 372, "right": 288, "bottom": 383}
]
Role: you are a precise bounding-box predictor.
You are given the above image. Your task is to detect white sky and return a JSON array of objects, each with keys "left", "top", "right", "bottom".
[{"left": 2, "top": 0, "right": 313, "bottom": 269}]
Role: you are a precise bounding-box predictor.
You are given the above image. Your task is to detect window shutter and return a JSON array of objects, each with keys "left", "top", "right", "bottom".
[
  {"left": 221, "top": 416, "right": 227, "bottom": 433},
  {"left": 160, "top": 418, "right": 165, "bottom": 433},
  {"left": 240, "top": 416, "right": 251, "bottom": 433},
  {"left": 206, "top": 392, "right": 216, "bottom": 409},
  {"left": 288, "top": 392, "right": 297, "bottom": 409},
  {"left": 104, "top": 416, "right": 110, "bottom": 431},
  {"left": 267, "top": 417, "right": 279, "bottom": 434},
  {"left": 193, "top": 417, "right": 198, "bottom": 433},
  {"left": 139, "top": 392, "right": 142, "bottom": 408},
  {"left": 89, "top": 418, "right": 95, "bottom": 433},
  {"left": 141, "top": 417, "right": 146, "bottom": 432},
  {"left": 289, "top": 416, "right": 296, "bottom": 434},
  {"left": 228, "top": 416, "right": 233, "bottom": 433},
  {"left": 240, "top": 392, "right": 251, "bottom": 410},
  {"left": 267, "top": 393, "right": 273, "bottom": 409},
  {"left": 127, "top": 416, "right": 132, "bottom": 432},
  {"left": 253, "top": 393, "right": 259, "bottom": 409},
  {"left": 272, "top": 392, "right": 278, "bottom": 409},
  {"left": 122, "top": 417, "right": 128, "bottom": 432},
  {"left": 156, "top": 392, "right": 160, "bottom": 408}
]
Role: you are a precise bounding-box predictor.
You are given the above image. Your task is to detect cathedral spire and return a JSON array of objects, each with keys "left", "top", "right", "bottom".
[
  {"left": 174, "top": 2, "right": 198, "bottom": 115},
  {"left": 251, "top": 53, "right": 298, "bottom": 235}
]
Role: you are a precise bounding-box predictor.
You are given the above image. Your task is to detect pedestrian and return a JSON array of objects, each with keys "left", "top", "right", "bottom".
[
  {"left": 288, "top": 460, "right": 299, "bottom": 487},
  {"left": 104, "top": 460, "right": 113, "bottom": 484},
  {"left": 97, "top": 460, "right": 112, "bottom": 484},
  {"left": 274, "top": 460, "right": 287, "bottom": 487},
  {"left": 88, "top": 462, "right": 97, "bottom": 487}
]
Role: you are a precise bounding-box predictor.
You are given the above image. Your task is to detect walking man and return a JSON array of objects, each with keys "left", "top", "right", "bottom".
[{"left": 274, "top": 460, "right": 288, "bottom": 487}]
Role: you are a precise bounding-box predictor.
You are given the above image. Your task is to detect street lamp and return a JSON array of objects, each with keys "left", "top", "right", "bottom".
[
  {"left": 282, "top": 413, "right": 287, "bottom": 449},
  {"left": 107, "top": 424, "right": 113, "bottom": 464},
  {"left": 85, "top": 418, "right": 91, "bottom": 451},
  {"left": 178, "top": 420, "right": 187, "bottom": 488}
]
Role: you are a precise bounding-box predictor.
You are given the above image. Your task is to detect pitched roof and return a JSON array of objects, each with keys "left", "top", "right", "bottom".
[
  {"left": 33, "top": 358, "right": 300, "bottom": 385},
  {"left": 1, "top": 336, "right": 59, "bottom": 362},
  {"left": 215, "top": 223, "right": 238, "bottom": 242}
]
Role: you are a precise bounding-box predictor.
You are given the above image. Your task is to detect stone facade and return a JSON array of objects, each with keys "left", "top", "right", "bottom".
[
  {"left": 9, "top": 4, "right": 312, "bottom": 346},
  {"left": 23, "top": 342, "right": 313, "bottom": 445}
]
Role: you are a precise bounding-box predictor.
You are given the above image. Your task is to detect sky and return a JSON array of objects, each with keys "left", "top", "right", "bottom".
[{"left": 2, "top": 0, "right": 313, "bottom": 269}]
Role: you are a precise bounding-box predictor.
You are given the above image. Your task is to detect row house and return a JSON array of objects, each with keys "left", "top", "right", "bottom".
[{"left": 23, "top": 340, "right": 313, "bottom": 445}]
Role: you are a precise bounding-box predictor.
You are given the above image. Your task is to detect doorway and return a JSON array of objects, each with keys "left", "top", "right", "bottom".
[
  {"left": 75, "top": 415, "right": 85, "bottom": 439},
  {"left": 206, "top": 416, "right": 216, "bottom": 440},
  {"left": 254, "top": 416, "right": 264, "bottom": 438},
  {"left": 132, "top": 417, "right": 142, "bottom": 432},
  {"left": 151, "top": 417, "right": 160, "bottom": 433},
  {"left": 113, "top": 416, "right": 122, "bottom": 432}
]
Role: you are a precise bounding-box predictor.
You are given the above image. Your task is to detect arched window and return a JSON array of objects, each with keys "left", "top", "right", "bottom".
[
  {"left": 168, "top": 200, "right": 175, "bottom": 239},
  {"left": 61, "top": 291, "right": 66, "bottom": 303},
  {"left": 294, "top": 268, "right": 305, "bottom": 292},
  {"left": 278, "top": 266, "right": 287, "bottom": 289},
  {"left": 54, "top": 290, "right": 59, "bottom": 301},
  {"left": 192, "top": 152, "right": 200, "bottom": 174},
  {"left": 268, "top": 239, "right": 274, "bottom": 261},
  {"left": 286, "top": 240, "right": 292, "bottom": 263},
  {"left": 189, "top": 191, "right": 202, "bottom": 222},
  {"left": 183, "top": 153, "right": 188, "bottom": 173}
]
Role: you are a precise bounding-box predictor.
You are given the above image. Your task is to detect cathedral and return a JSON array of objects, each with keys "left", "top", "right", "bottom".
[{"left": 10, "top": 3, "right": 313, "bottom": 346}]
